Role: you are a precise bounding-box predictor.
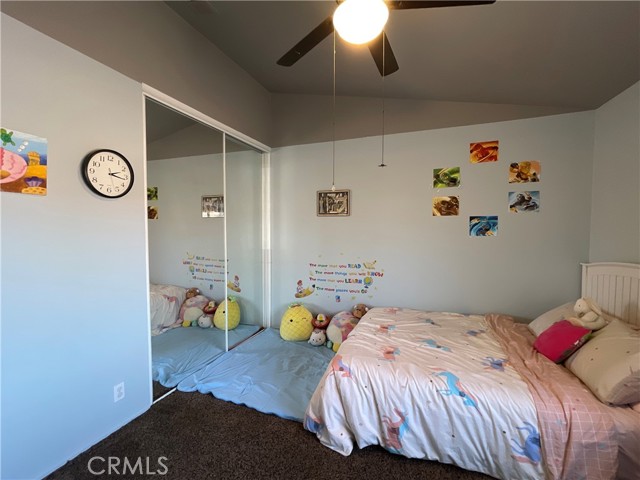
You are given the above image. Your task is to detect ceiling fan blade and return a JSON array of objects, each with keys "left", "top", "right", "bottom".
[
  {"left": 368, "top": 33, "right": 400, "bottom": 77},
  {"left": 277, "top": 16, "right": 335, "bottom": 67},
  {"left": 389, "top": 1, "right": 495, "bottom": 10}
]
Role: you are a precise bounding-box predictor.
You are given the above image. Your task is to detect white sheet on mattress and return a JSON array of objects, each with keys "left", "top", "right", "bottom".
[
  {"left": 150, "top": 284, "right": 186, "bottom": 336},
  {"left": 305, "top": 307, "right": 543, "bottom": 480}
]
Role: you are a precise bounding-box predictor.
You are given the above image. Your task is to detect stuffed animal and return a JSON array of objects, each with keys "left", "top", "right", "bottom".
[
  {"left": 280, "top": 303, "right": 314, "bottom": 341},
  {"left": 326, "top": 304, "right": 369, "bottom": 352},
  {"left": 308, "top": 328, "right": 327, "bottom": 346},
  {"left": 568, "top": 297, "right": 607, "bottom": 331},
  {"left": 213, "top": 296, "right": 241, "bottom": 330},
  {"left": 203, "top": 300, "right": 217, "bottom": 315},
  {"left": 179, "top": 294, "right": 210, "bottom": 327},
  {"left": 197, "top": 314, "right": 213, "bottom": 328},
  {"left": 312, "top": 313, "right": 330, "bottom": 330}
]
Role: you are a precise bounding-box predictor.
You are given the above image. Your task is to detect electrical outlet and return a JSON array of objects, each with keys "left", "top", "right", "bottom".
[{"left": 114, "top": 382, "right": 125, "bottom": 402}]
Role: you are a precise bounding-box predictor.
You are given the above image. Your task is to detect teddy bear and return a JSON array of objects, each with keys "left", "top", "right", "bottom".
[
  {"left": 326, "top": 304, "right": 369, "bottom": 352},
  {"left": 568, "top": 297, "right": 607, "bottom": 331}
]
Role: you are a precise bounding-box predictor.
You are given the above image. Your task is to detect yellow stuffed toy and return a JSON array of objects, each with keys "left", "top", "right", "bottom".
[
  {"left": 213, "top": 296, "right": 241, "bottom": 330},
  {"left": 280, "top": 303, "right": 313, "bottom": 341}
]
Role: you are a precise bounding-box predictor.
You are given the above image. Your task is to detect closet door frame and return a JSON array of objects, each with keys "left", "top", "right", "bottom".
[{"left": 142, "top": 84, "right": 272, "bottom": 336}]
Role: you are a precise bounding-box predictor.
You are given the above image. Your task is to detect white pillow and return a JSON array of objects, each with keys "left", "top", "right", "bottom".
[
  {"left": 527, "top": 302, "right": 576, "bottom": 337},
  {"left": 565, "top": 319, "right": 640, "bottom": 405}
]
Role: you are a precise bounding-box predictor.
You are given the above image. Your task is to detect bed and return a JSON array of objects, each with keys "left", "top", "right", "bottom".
[{"left": 304, "top": 263, "right": 640, "bottom": 480}]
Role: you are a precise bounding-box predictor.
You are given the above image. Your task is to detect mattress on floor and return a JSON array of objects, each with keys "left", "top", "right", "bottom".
[
  {"left": 152, "top": 324, "right": 262, "bottom": 387},
  {"left": 177, "top": 328, "right": 335, "bottom": 422}
]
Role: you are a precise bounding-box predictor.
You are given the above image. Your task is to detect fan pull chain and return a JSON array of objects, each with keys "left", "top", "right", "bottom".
[
  {"left": 379, "top": 31, "right": 387, "bottom": 168},
  {"left": 331, "top": 29, "right": 337, "bottom": 191}
]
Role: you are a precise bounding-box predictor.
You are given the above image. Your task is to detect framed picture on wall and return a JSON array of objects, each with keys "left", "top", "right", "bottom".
[
  {"left": 202, "top": 195, "right": 224, "bottom": 218},
  {"left": 317, "top": 189, "right": 350, "bottom": 217}
]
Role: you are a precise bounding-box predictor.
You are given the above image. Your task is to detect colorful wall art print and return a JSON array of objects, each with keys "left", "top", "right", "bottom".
[
  {"left": 147, "top": 186, "right": 158, "bottom": 200},
  {"left": 433, "top": 196, "right": 460, "bottom": 216},
  {"left": 433, "top": 167, "right": 460, "bottom": 188},
  {"left": 509, "top": 191, "right": 540, "bottom": 213},
  {"left": 470, "top": 140, "right": 498, "bottom": 164},
  {"left": 509, "top": 161, "right": 541, "bottom": 183},
  {"left": 0, "top": 128, "right": 48, "bottom": 195},
  {"left": 469, "top": 216, "right": 498, "bottom": 237}
]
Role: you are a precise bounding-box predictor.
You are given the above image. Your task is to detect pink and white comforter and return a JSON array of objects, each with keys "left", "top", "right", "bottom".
[
  {"left": 305, "top": 307, "right": 638, "bottom": 480},
  {"left": 149, "top": 284, "right": 186, "bottom": 336}
]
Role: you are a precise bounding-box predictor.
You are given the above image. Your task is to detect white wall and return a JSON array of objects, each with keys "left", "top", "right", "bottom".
[
  {"left": 1, "top": 14, "right": 149, "bottom": 479},
  {"left": 147, "top": 154, "right": 226, "bottom": 299},
  {"left": 589, "top": 82, "right": 640, "bottom": 263},
  {"left": 271, "top": 112, "right": 595, "bottom": 323}
]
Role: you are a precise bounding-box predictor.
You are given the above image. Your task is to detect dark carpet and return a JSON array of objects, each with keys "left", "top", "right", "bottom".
[
  {"left": 152, "top": 381, "right": 174, "bottom": 401},
  {"left": 46, "top": 391, "right": 494, "bottom": 480}
]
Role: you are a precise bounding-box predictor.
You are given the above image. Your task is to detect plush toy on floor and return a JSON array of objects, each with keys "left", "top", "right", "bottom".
[
  {"left": 568, "top": 297, "right": 607, "bottom": 331},
  {"left": 214, "top": 296, "right": 241, "bottom": 330},
  {"left": 179, "top": 292, "right": 211, "bottom": 327},
  {"left": 280, "top": 303, "right": 314, "bottom": 341},
  {"left": 308, "top": 328, "right": 327, "bottom": 346},
  {"left": 326, "top": 304, "right": 369, "bottom": 352}
]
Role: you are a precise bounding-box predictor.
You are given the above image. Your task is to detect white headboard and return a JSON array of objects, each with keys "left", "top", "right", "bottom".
[{"left": 581, "top": 262, "right": 640, "bottom": 328}]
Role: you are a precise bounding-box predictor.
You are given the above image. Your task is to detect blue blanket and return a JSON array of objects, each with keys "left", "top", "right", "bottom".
[
  {"left": 152, "top": 324, "right": 261, "bottom": 387},
  {"left": 177, "top": 328, "right": 335, "bottom": 422}
]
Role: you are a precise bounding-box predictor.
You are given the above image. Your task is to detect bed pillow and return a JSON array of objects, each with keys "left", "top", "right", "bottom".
[
  {"left": 564, "top": 319, "right": 640, "bottom": 405},
  {"left": 527, "top": 302, "right": 576, "bottom": 337},
  {"left": 533, "top": 320, "right": 591, "bottom": 363}
]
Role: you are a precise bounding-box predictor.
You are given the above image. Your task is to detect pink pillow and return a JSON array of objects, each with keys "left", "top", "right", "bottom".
[{"left": 533, "top": 320, "right": 591, "bottom": 363}]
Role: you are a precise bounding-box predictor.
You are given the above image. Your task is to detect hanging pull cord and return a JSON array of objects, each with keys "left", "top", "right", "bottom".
[
  {"left": 379, "top": 31, "right": 387, "bottom": 168},
  {"left": 331, "top": 29, "right": 337, "bottom": 190}
]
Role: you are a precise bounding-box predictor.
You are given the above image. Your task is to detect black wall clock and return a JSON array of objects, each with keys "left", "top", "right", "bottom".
[{"left": 81, "top": 149, "right": 134, "bottom": 198}]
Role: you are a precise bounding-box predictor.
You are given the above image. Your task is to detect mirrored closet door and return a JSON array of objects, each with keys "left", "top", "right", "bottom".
[
  {"left": 145, "top": 98, "right": 226, "bottom": 302},
  {"left": 224, "top": 136, "right": 266, "bottom": 328}
]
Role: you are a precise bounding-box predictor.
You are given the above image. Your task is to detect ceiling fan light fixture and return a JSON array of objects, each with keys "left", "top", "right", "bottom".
[{"left": 333, "top": 0, "right": 389, "bottom": 45}]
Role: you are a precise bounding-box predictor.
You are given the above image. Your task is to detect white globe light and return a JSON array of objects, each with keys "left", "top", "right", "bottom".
[{"left": 333, "top": 0, "right": 389, "bottom": 45}]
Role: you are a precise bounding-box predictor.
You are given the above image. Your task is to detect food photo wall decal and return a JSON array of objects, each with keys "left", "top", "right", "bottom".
[
  {"left": 469, "top": 215, "right": 498, "bottom": 237},
  {"left": 433, "top": 196, "right": 460, "bottom": 216},
  {"left": 470, "top": 140, "right": 498, "bottom": 164},
  {"left": 433, "top": 167, "right": 461, "bottom": 188},
  {"left": 0, "top": 128, "right": 48, "bottom": 195},
  {"left": 509, "top": 191, "right": 540, "bottom": 213},
  {"left": 509, "top": 161, "right": 541, "bottom": 183}
]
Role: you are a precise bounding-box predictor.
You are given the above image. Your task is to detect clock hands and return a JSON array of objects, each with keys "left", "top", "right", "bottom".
[{"left": 108, "top": 172, "right": 126, "bottom": 181}]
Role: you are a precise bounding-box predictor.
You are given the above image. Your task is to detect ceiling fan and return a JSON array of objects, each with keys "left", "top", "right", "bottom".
[{"left": 277, "top": 0, "right": 496, "bottom": 77}]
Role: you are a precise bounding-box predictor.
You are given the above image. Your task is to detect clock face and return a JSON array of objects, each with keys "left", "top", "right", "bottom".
[{"left": 81, "top": 149, "right": 134, "bottom": 198}]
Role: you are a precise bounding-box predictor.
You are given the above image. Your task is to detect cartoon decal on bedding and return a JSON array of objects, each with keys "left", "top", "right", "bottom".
[
  {"left": 381, "top": 346, "right": 400, "bottom": 361},
  {"left": 434, "top": 371, "right": 480, "bottom": 412},
  {"left": 378, "top": 324, "right": 396, "bottom": 334},
  {"left": 483, "top": 357, "right": 509, "bottom": 371},
  {"left": 329, "top": 354, "right": 352, "bottom": 378},
  {"left": 304, "top": 414, "right": 325, "bottom": 435},
  {"left": 383, "top": 408, "right": 409, "bottom": 454},
  {"left": 510, "top": 422, "right": 541, "bottom": 465},
  {"left": 420, "top": 339, "right": 451, "bottom": 352}
]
